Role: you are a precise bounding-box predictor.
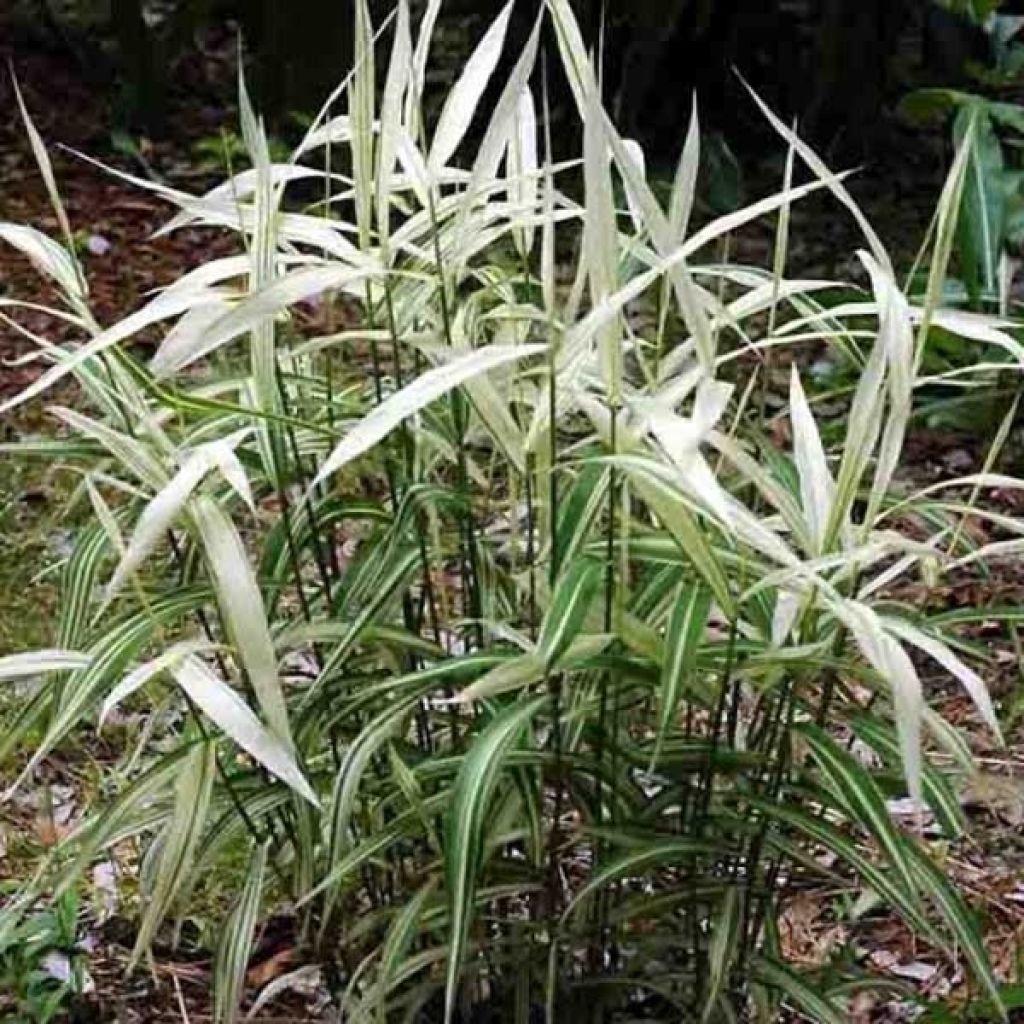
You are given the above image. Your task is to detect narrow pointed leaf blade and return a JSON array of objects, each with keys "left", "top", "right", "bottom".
[
  {"left": 429, "top": 1, "right": 513, "bottom": 170},
  {"left": 314, "top": 345, "right": 544, "bottom": 484},
  {"left": 536, "top": 557, "right": 603, "bottom": 672},
  {"left": 0, "top": 649, "right": 90, "bottom": 681},
  {"left": 171, "top": 655, "right": 317, "bottom": 807},
  {"left": 652, "top": 583, "right": 711, "bottom": 769},
  {"left": 444, "top": 697, "right": 544, "bottom": 1024}
]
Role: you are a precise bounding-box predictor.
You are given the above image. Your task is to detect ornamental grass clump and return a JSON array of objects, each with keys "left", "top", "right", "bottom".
[{"left": 0, "top": 2, "right": 1021, "bottom": 1021}]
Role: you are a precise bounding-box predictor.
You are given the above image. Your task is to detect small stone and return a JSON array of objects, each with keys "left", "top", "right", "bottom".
[{"left": 86, "top": 234, "right": 112, "bottom": 256}]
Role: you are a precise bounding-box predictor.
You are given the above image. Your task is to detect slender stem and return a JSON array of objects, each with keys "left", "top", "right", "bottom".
[
  {"left": 424, "top": 184, "right": 484, "bottom": 651},
  {"left": 525, "top": 453, "right": 537, "bottom": 641},
  {"left": 593, "top": 403, "right": 620, "bottom": 977},
  {"left": 274, "top": 364, "right": 338, "bottom": 603}
]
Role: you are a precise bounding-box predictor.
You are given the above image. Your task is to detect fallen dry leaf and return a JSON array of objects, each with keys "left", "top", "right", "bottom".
[{"left": 246, "top": 946, "right": 297, "bottom": 989}]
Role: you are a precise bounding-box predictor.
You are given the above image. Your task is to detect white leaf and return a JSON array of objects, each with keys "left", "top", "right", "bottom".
[
  {"left": 560, "top": 176, "right": 843, "bottom": 374},
  {"left": 247, "top": 965, "right": 324, "bottom": 1019},
  {"left": 451, "top": 11, "right": 543, "bottom": 269},
  {"left": 583, "top": 83, "right": 621, "bottom": 399},
  {"left": 861, "top": 252, "right": 914, "bottom": 525},
  {"left": 669, "top": 95, "right": 700, "bottom": 242},
  {"left": 508, "top": 86, "right": 539, "bottom": 258},
  {"left": 0, "top": 223, "right": 83, "bottom": 303},
  {"left": 99, "top": 641, "right": 212, "bottom": 729},
  {"left": 105, "top": 437, "right": 254, "bottom": 602},
  {"left": 545, "top": 0, "right": 599, "bottom": 117},
  {"left": 429, "top": 1, "right": 514, "bottom": 170},
  {"left": 0, "top": 649, "right": 90, "bottom": 681},
  {"left": 171, "top": 655, "right": 317, "bottom": 806},
  {"left": 692, "top": 378, "right": 734, "bottom": 435},
  {"left": 314, "top": 344, "right": 545, "bottom": 484},
  {"left": 191, "top": 498, "right": 293, "bottom": 753},
  {"left": 772, "top": 591, "right": 801, "bottom": 646},
  {"left": 831, "top": 598, "right": 923, "bottom": 802},
  {"left": 0, "top": 286, "right": 222, "bottom": 415},
  {"left": 642, "top": 379, "right": 734, "bottom": 525},
  {"left": 151, "top": 265, "right": 375, "bottom": 377},
  {"left": 883, "top": 616, "right": 1003, "bottom": 745},
  {"left": 789, "top": 365, "right": 835, "bottom": 553},
  {"left": 621, "top": 138, "right": 648, "bottom": 234},
  {"left": 741, "top": 79, "right": 892, "bottom": 275},
  {"left": 395, "top": 130, "right": 432, "bottom": 210},
  {"left": 160, "top": 165, "right": 321, "bottom": 232},
  {"left": 408, "top": 0, "right": 443, "bottom": 121},
  {"left": 51, "top": 406, "right": 167, "bottom": 491},
  {"left": 377, "top": 0, "right": 412, "bottom": 251},
  {"left": 158, "top": 255, "right": 253, "bottom": 301},
  {"left": 13, "top": 76, "right": 79, "bottom": 281},
  {"left": 154, "top": 301, "right": 235, "bottom": 371}
]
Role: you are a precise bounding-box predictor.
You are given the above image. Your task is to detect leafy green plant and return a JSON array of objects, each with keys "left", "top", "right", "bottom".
[
  {"left": 930, "top": 0, "right": 1004, "bottom": 28},
  {"left": 0, "top": 890, "right": 85, "bottom": 1023},
  {"left": 192, "top": 130, "right": 292, "bottom": 174},
  {"left": 904, "top": 11, "right": 1024, "bottom": 308},
  {"left": 919, "top": 982, "right": 1024, "bottom": 1022},
  {"left": 0, "top": 1, "right": 1022, "bottom": 1021}
]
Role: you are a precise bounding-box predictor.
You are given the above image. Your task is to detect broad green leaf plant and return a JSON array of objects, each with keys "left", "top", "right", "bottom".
[
  {"left": 2, "top": 1, "right": 1023, "bottom": 1021},
  {"left": 903, "top": 10, "right": 1024, "bottom": 309}
]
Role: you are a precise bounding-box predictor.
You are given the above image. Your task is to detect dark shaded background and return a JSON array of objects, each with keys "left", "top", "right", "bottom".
[
  {"left": 3, "top": 0, "right": 1024, "bottom": 281},
  {"left": 4, "top": 1, "right": 1020, "bottom": 155}
]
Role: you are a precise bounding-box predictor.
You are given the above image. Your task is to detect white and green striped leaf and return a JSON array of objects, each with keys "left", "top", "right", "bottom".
[
  {"left": 444, "top": 697, "right": 544, "bottom": 1024},
  {"left": 170, "top": 655, "right": 317, "bottom": 806},
  {"left": 0, "top": 649, "right": 91, "bottom": 681},
  {"left": 214, "top": 841, "right": 268, "bottom": 1024},
  {"left": 536, "top": 557, "right": 603, "bottom": 672},
  {"left": 652, "top": 583, "right": 712, "bottom": 769}
]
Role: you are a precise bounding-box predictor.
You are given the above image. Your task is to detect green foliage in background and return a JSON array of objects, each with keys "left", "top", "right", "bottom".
[{"left": 904, "top": 11, "right": 1024, "bottom": 308}]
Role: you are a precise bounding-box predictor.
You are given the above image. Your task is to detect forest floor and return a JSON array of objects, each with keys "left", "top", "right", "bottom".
[{"left": 2, "top": 17, "right": 1024, "bottom": 1024}]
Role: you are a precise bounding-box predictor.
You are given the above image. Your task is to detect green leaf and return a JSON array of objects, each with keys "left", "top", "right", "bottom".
[
  {"left": 375, "top": 879, "right": 438, "bottom": 1021},
  {"left": 444, "top": 697, "right": 545, "bottom": 1024},
  {"left": 850, "top": 716, "right": 966, "bottom": 839},
  {"left": 799, "top": 724, "right": 918, "bottom": 897},
  {"left": 536, "top": 557, "right": 603, "bottom": 672},
  {"left": 905, "top": 840, "right": 1006, "bottom": 1020},
  {"left": 326, "top": 692, "right": 427, "bottom": 889},
  {"left": 56, "top": 745, "right": 194, "bottom": 897},
  {"left": 313, "top": 545, "right": 422, "bottom": 692},
  {"left": 651, "top": 583, "right": 711, "bottom": 769},
  {"left": 214, "top": 841, "right": 268, "bottom": 1024},
  {"left": 6, "top": 589, "right": 211, "bottom": 798},
  {"left": 899, "top": 88, "right": 975, "bottom": 125},
  {"left": 554, "top": 463, "right": 609, "bottom": 569},
  {"left": 751, "top": 957, "right": 847, "bottom": 1024},
  {"left": 703, "top": 887, "right": 741, "bottom": 1022},
  {"left": 132, "top": 740, "right": 216, "bottom": 964},
  {"left": 455, "top": 635, "right": 610, "bottom": 704},
  {"left": 954, "top": 105, "right": 1005, "bottom": 304},
  {"left": 754, "top": 800, "right": 940, "bottom": 942},
  {"left": 558, "top": 838, "right": 715, "bottom": 927}
]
